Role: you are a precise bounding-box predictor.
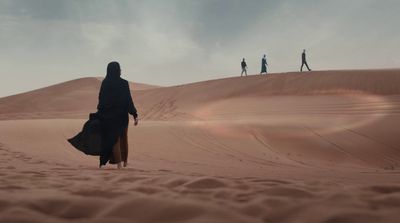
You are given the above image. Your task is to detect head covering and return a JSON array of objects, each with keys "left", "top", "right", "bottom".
[{"left": 105, "top": 61, "right": 121, "bottom": 80}]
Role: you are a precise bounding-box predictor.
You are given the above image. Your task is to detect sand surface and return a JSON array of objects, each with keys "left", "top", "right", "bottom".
[{"left": 1, "top": 70, "right": 400, "bottom": 222}]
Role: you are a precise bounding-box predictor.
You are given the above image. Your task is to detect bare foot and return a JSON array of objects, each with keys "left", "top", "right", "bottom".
[{"left": 117, "top": 162, "right": 122, "bottom": 169}]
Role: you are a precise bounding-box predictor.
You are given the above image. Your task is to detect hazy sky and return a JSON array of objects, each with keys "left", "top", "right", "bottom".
[{"left": 0, "top": 0, "right": 399, "bottom": 97}]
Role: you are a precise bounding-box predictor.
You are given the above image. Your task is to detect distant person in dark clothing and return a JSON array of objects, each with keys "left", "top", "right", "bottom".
[
  {"left": 97, "top": 61, "right": 138, "bottom": 169},
  {"left": 241, "top": 58, "right": 248, "bottom": 76},
  {"left": 301, "top": 49, "right": 311, "bottom": 72},
  {"left": 260, "top": 54, "right": 268, "bottom": 75}
]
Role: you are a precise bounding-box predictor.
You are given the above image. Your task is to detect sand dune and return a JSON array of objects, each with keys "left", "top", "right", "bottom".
[
  {"left": 0, "top": 77, "right": 160, "bottom": 120},
  {"left": 94, "top": 76, "right": 161, "bottom": 91},
  {"left": 1, "top": 70, "right": 400, "bottom": 222},
  {"left": 1, "top": 69, "right": 400, "bottom": 120}
]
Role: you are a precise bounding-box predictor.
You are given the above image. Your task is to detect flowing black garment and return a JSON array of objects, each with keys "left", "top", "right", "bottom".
[
  {"left": 68, "top": 76, "right": 137, "bottom": 166},
  {"left": 68, "top": 113, "right": 102, "bottom": 155}
]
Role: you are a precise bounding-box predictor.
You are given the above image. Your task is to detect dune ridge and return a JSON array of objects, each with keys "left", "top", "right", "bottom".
[{"left": 0, "top": 69, "right": 400, "bottom": 120}]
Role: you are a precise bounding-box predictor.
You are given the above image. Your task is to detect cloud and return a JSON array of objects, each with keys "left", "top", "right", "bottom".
[{"left": 0, "top": 0, "right": 399, "bottom": 96}]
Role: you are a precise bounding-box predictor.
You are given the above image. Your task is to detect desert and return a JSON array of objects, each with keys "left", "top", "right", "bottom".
[{"left": 1, "top": 70, "right": 400, "bottom": 222}]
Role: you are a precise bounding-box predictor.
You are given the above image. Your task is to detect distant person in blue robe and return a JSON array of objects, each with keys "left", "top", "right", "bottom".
[{"left": 260, "top": 54, "right": 268, "bottom": 75}]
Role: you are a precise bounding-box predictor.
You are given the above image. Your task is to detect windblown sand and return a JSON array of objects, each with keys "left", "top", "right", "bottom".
[{"left": 1, "top": 70, "right": 400, "bottom": 223}]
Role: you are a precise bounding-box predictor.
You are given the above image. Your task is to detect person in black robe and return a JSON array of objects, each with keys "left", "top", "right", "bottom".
[
  {"left": 97, "top": 61, "right": 138, "bottom": 168},
  {"left": 300, "top": 49, "right": 312, "bottom": 72},
  {"left": 241, "top": 58, "right": 248, "bottom": 76}
]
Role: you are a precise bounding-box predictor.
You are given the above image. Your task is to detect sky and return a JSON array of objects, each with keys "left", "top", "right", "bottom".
[{"left": 0, "top": 0, "right": 399, "bottom": 97}]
